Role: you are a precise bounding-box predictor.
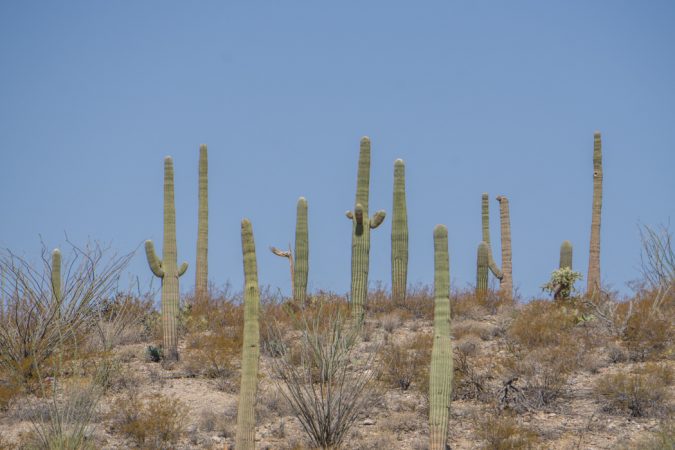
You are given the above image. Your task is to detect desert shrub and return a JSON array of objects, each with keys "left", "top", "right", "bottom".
[
  {"left": 400, "top": 284, "right": 434, "bottom": 320},
  {"left": 146, "top": 346, "right": 163, "bottom": 363},
  {"left": 25, "top": 379, "right": 101, "bottom": 450},
  {"left": 594, "top": 363, "right": 673, "bottom": 417},
  {"left": 453, "top": 343, "right": 493, "bottom": 402},
  {"left": 379, "top": 334, "right": 432, "bottom": 391},
  {"left": 378, "top": 312, "right": 402, "bottom": 333},
  {"left": 111, "top": 392, "right": 188, "bottom": 448},
  {"left": 622, "top": 288, "right": 673, "bottom": 361},
  {"left": 0, "top": 379, "right": 22, "bottom": 411},
  {"left": 474, "top": 410, "right": 540, "bottom": 449},
  {"left": 95, "top": 293, "right": 155, "bottom": 349},
  {"left": 0, "top": 244, "right": 133, "bottom": 384},
  {"left": 508, "top": 300, "right": 578, "bottom": 349},
  {"left": 267, "top": 304, "right": 378, "bottom": 449},
  {"left": 623, "top": 420, "right": 674, "bottom": 450}
]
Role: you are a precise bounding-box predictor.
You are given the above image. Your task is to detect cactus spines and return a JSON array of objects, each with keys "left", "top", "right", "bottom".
[
  {"left": 145, "top": 156, "right": 188, "bottom": 361},
  {"left": 429, "top": 225, "right": 452, "bottom": 450},
  {"left": 346, "top": 137, "right": 386, "bottom": 324},
  {"left": 391, "top": 159, "right": 408, "bottom": 305},
  {"left": 587, "top": 131, "right": 603, "bottom": 295},
  {"left": 496, "top": 195, "right": 513, "bottom": 301},
  {"left": 294, "top": 197, "right": 309, "bottom": 304},
  {"left": 195, "top": 144, "right": 208, "bottom": 303},
  {"left": 235, "top": 219, "right": 261, "bottom": 450},
  {"left": 476, "top": 242, "right": 489, "bottom": 296},
  {"left": 560, "top": 240, "right": 573, "bottom": 270}
]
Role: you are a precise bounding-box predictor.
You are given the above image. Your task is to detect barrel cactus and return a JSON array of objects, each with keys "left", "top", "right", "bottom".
[{"left": 145, "top": 156, "right": 188, "bottom": 361}]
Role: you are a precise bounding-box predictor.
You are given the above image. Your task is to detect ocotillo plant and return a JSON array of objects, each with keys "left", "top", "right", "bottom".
[
  {"left": 145, "top": 156, "right": 188, "bottom": 361},
  {"left": 587, "top": 131, "right": 603, "bottom": 295},
  {"left": 496, "top": 195, "right": 513, "bottom": 301},
  {"left": 270, "top": 197, "right": 309, "bottom": 304},
  {"left": 345, "top": 137, "right": 385, "bottom": 324},
  {"left": 235, "top": 219, "right": 261, "bottom": 450},
  {"left": 391, "top": 159, "right": 408, "bottom": 305},
  {"left": 560, "top": 240, "right": 573, "bottom": 269},
  {"left": 429, "top": 225, "right": 452, "bottom": 450},
  {"left": 195, "top": 144, "right": 208, "bottom": 303},
  {"left": 476, "top": 241, "right": 489, "bottom": 297}
]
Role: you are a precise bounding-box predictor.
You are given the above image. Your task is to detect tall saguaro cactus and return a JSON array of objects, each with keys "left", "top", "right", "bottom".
[
  {"left": 496, "top": 195, "right": 513, "bottom": 301},
  {"left": 145, "top": 156, "right": 188, "bottom": 361},
  {"left": 195, "top": 144, "right": 208, "bottom": 303},
  {"left": 560, "top": 240, "right": 573, "bottom": 270},
  {"left": 345, "top": 137, "right": 386, "bottom": 324},
  {"left": 51, "top": 248, "right": 62, "bottom": 304},
  {"left": 476, "top": 242, "right": 489, "bottom": 296},
  {"left": 429, "top": 225, "right": 452, "bottom": 450},
  {"left": 481, "top": 193, "right": 503, "bottom": 280},
  {"left": 293, "top": 197, "right": 309, "bottom": 304},
  {"left": 235, "top": 219, "right": 261, "bottom": 450},
  {"left": 587, "top": 131, "right": 603, "bottom": 295},
  {"left": 391, "top": 159, "right": 408, "bottom": 305}
]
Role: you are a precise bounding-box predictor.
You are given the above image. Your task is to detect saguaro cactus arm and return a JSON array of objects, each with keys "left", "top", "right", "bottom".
[
  {"left": 370, "top": 210, "right": 386, "bottom": 229},
  {"left": 145, "top": 240, "right": 165, "bottom": 278},
  {"left": 177, "top": 261, "right": 188, "bottom": 277}
]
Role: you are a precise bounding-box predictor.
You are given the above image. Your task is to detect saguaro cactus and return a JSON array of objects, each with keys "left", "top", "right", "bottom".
[
  {"left": 587, "top": 131, "right": 603, "bottom": 295},
  {"left": 476, "top": 242, "right": 489, "bottom": 296},
  {"left": 345, "top": 137, "right": 386, "bottom": 324},
  {"left": 496, "top": 195, "right": 513, "bottom": 301},
  {"left": 195, "top": 144, "right": 208, "bottom": 303},
  {"left": 560, "top": 240, "right": 573, "bottom": 270},
  {"left": 391, "top": 159, "right": 408, "bottom": 305},
  {"left": 51, "top": 248, "right": 62, "bottom": 304},
  {"left": 429, "top": 225, "right": 452, "bottom": 450},
  {"left": 145, "top": 156, "right": 188, "bottom": 361},
  {"left": 235, "top": 219, "right": 261, "bottom": 450},
  {"left": 270, "top": 197, "right": 309, "bottom": 304},
  {"left": 294, "top": 197, "right": 309, "bottom": 304},
  {"left": 479, "top": 193, "right": 512, "bottom": 300}
]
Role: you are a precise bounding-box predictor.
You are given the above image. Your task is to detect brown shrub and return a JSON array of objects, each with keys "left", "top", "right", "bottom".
[
  {"left": 622, "top": 289, "right": 673, "bottom": 361},
  {"left": 111, "top": 392, "right": 188, "bottom": 449},
  {"left": 378, "top": 334, "right": 432, "bottom": 391},
  {"left": 594, "top": 363, "right": 673, "bottom": 417},
  {"left": 473, "top": 410, "right": 540, "bottom": 449},
  {"left": 508, "top": 300, "right": 578, "bottom": 349}
]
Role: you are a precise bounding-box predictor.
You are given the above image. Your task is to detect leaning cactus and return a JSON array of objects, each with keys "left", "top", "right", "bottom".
[
  {"left": 429, "top": 225, "right": 452, "bottom": 450},
  {"left": 476, "top": 241, "right": 489, "bottom": 296},
  {"left": 145, "top": 156, "right": 188, "bottom": 361},
  {"left": 391, "top": 159, "right": 408, "bottom": 305},
  {"left": 235, "top": 219, "right": 261, "bottom": 450},
  {"left": 587, "top": 131, "right": 603, "bottom": 295},
  {"left": 496, "top": 195, "right": 513, "bottom": 301},
  {"left": 195, "top": 144, "right": 209, "bottom": 303},
  {"left": 559, "top": 240, "right": 573, "bottom": 270},
  {"left": 345, "top": 137, "right": 385, "bottom": 324},
  {"left": 481, "top": 193, "right": 503, "bottom": 280}
]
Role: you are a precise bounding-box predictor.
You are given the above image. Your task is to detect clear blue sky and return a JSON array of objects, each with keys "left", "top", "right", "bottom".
[{"left": 1, "top": 1, "right": 673, "bottom": 300}]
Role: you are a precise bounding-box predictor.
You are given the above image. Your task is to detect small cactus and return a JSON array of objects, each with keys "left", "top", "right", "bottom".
[
  {"left": 476, "top": 242, "right": 489, "bottom": 296},
  {"left": 235, "top": 219, "right": 261, "bottom": 450},
  {"left": 587, "top": 131, "right": 603, "bottom": 295},
  {"left": 345, "top": 137, "right": 385, "bottom": 325},
  {"left": 195, "top": 144, "right": 209, "bottom": 303},
  {"left": 429, "top": 225, "right": 452, "bottom": 450},
  {"left": 391, "top": 159, "right": 408, "bottom": 305},
  {"left": 560, "top": 240, "right": 573, "bottom": 270},
  {"left": 145, "top": 157, "right": 188, "bottom": 361}
]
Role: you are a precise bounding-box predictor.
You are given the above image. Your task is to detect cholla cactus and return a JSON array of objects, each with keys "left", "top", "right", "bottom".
[
  {"left": 345, "top": 137, "right": 386, "bottom": 325},
  {"left": 145, "top": 157, "right": 188, "bottom": 361},
  {"left": 391, "top": 159, "right": 408, "bottom": 305},
  {"left": 429, "top": 225, "right": 452, "bottom": 450},
  {"left": 543, "top": 267, "right": 583, "bottom": 300},
  {"left": 235, "top": 219, "right": 261, "bottom": 450}
]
